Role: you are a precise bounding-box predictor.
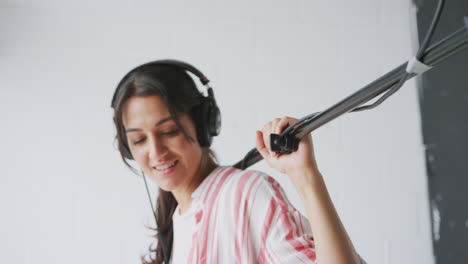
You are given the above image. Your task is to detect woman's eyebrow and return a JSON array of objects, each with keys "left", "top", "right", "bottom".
[{"left": 125, "top": 116, "right": 173, "bottom": 133}]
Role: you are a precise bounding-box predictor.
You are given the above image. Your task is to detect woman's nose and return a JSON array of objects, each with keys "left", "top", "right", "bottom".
[{"left": 148, "top": 138, "right": 168, "bottom": 160}]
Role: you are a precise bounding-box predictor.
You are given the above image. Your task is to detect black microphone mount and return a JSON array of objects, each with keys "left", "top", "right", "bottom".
[{"left": 234, "top": 16, "right": 468, "bottom": 170}]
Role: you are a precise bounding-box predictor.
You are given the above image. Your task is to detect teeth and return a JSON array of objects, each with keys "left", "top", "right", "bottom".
[{"left": 155, "top": 161, "right": 177, "bottom": 171}]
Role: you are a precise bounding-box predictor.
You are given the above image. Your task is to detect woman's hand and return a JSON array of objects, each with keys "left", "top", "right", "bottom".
[
  {"left": 256, "top": 117, "right": 362, "bottom": 264},
  {"left": 255, "top": 116, "right": 320, "bottom": 185}
]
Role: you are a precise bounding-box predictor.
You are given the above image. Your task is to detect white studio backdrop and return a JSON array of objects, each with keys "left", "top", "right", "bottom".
[{"left": 0, "top": 0, "right": 433, "bottom": 263}]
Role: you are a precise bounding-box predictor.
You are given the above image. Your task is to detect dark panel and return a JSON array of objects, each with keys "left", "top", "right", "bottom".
[{"left": 415, "top": 0, "right": 468, "bottom": 263}]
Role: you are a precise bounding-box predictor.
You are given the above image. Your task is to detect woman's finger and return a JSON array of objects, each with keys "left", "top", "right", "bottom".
[
  {"left": 271, "top": 118, "right": 281, "bottom": 128},
  {"left": 262, "top": 122, "right": 273, "bottom": 155},
  {"left": 255, "top": 130, "right": 269, "bottom": 159},
  {"left": 274, "top": 116, "right": 295, "bottom": 135},
  {"left": 271, "top": 117, "right": 299, "bottom": 157}
]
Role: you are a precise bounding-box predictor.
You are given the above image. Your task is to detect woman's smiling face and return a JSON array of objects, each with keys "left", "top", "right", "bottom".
[{"left": 122, "top": 95, "right": 203, "bottom": 191}]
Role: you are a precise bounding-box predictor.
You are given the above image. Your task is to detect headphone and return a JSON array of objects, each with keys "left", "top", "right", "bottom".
[{"left": 111, "top": 59, "right": 221, "bottom": 160}]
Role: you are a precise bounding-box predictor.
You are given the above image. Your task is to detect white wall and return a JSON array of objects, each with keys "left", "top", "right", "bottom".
[{"left": 0, "top": 0, "right": 433, "bottom": 263}]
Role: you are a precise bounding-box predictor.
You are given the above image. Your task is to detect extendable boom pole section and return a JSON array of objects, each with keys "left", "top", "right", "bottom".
[{"left": 234, "top": 22, "right": 468, "bottom": 170}]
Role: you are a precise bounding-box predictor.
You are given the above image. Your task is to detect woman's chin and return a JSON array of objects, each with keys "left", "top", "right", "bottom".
[
  {"left": 158, "top": 183, "right": 177, "bottom": 192},
  {"left": 147, "top": 164, "right": 189, "bottom": 193},
  {"left": 153, "top": 177, "right": 182, "bottom": 192}
]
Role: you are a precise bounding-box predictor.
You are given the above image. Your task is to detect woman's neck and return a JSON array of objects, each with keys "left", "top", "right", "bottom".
[{"left": 172, "top": 157, "right": 217, "bottom": 215}]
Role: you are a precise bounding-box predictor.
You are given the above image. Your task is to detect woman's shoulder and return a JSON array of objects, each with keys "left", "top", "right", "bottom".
[
  {"left": 218, "top": 166, "right": 288, "bottom": 203},
  {"left": 218, "top": 166, "right": 273, "bottom": 187},
  {"left": 216, "top": 167, "right": 302, "bottom": 227},
  {"left": 194, "top": 165, "right": 289, "bottom": 208}
]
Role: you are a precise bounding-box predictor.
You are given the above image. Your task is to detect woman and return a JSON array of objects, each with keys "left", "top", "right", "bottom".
[{"left": 111, "top": 60, "right": 365, "bottom": 264}]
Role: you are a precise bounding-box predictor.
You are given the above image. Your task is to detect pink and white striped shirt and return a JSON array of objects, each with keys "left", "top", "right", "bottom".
[{"left": 171, "top": 166, "right": 364, "bottom": 263}]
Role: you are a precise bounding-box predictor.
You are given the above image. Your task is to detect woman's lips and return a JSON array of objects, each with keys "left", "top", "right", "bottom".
[{"left": 153, "top": 160, "right": 178, "bottom": 175}]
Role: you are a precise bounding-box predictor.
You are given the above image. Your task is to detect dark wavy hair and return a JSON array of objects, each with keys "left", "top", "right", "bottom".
[{"left": 111, "top": 63, "right": 217, "bottom": 263}]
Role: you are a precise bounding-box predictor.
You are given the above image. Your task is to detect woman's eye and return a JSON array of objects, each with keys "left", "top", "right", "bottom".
[
  {"left": 131, "top": 129, "right": 180, "bottom": 145},
  {"left": 163, "top": 129, "right": 180, "bottom": 136},
  {"left": 133, "top": 138, "right": 145, "bottom": 145}
]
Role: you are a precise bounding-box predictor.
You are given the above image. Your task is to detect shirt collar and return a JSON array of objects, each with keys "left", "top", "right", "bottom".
[{"left": 191, "top": 165, "right": 225, "bottom": 201}]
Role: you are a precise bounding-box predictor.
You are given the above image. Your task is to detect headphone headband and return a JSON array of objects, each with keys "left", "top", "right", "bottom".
[
  {"left": 150, "top": 59, "right": 210, "bottom": 85},
  {"left": 110, "top": 59, "right": 210, "bottom": 108}
]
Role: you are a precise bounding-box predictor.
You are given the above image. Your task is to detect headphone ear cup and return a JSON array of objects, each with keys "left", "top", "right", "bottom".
[
  {"left": 207, "top": 98, "right": 221, "bottom": 137},
  {"left": 194, "top": 93, "right": 221, "bottom": 148},
  {"left": 193, "top": 100, "right": 210, "bottom": 147}
]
